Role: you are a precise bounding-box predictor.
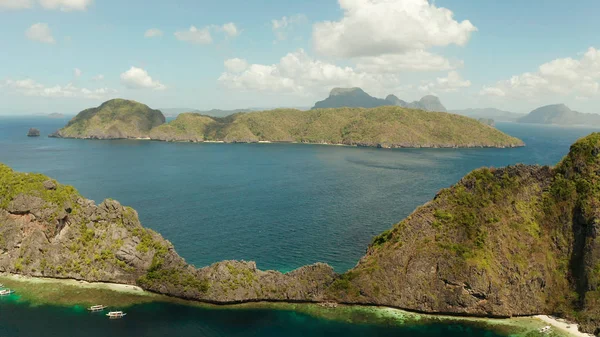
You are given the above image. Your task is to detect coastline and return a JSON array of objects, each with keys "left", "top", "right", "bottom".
[{"left": 0, "top": 273, "right": 583, "bottom": 336}]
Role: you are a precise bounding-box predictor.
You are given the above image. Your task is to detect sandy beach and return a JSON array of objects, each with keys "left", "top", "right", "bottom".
[{"left": 535, "top": 315, "right": 595, "bottom": 337}]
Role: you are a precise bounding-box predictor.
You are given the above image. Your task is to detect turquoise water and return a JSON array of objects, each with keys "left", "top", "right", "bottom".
[{"left": 0, "top": 117, "right": 598, "bottom": 336}]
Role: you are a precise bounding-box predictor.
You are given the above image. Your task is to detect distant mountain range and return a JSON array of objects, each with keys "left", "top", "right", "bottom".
[
  {"left": 312, "top": 88, "right": 447, "bottom": 112},
  {"left": 159, "top": 108, "right": 251, "bottom": 118},
  {"left": 518, "top": 104, "right": 600, "bottom": 126},
  {"left": 450, "top": 108, "right": 525, "bottom": 122}
]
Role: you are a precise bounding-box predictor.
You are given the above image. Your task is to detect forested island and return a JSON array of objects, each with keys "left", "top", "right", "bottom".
[
  {"left": 50, "top": 98, "right": 524, "bottom": 149},
  {"left": 2, "top": 133, "right": 600, "bottom": 334}
]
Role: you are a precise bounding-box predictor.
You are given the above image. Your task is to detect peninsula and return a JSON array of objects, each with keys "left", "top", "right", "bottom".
[
  {"left": 2, "top": 133, "right": 600, "bottom": 334},
  {"left": 51, "top": 98, "right": 524, "bottom": 149}
]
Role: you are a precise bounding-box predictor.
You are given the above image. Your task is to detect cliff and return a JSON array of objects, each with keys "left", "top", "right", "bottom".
[
  {"left": 3, "top": 133, "right": 600, "bottom": 334},
  {"left": 51, "top": 99, "right": 165, "bottom": 139},
  {"left": 312, "top": 88, "right": 447, "bottom": 112},
  {"left": 149, "top": 107, "right": 524, "bottom": 148}
]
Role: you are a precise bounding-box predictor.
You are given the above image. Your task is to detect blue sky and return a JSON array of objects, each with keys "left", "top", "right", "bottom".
[{"left": 2, "top": 0, "right": 600, "bottom": 115}]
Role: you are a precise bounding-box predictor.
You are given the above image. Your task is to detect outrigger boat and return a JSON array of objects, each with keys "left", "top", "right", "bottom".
[
  {"left": 106, "top": 311, "right": 127, "bottom": 319},
  {"left": 0, "top": 289, "right": 15, "bottom": 296},
  {"left": 87, "top": 305, "right": 107, "bottom": 312}
]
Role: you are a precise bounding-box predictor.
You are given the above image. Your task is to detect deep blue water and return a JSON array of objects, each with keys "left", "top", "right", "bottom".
[
  {"left": 1, "top": 116, "right": 598, "bottom": 336},
  {"left": 0, "top": 117, "right": 598, "bottom": 273}
]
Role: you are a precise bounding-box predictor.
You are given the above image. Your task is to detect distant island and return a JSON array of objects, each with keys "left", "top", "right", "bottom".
[
  {"left": 518, "top": 104, "right": 600, "bottom": 126},
  {"left": 27, "top": 128, "right": 40, "bottom": 137},
  {"left": 450, "top": 108, "right": 525, "bottom": 122},
  {"left": 312, "top": 87, "right": 448, "bottom": 112},
  {"left": 48, "top": 113, "right": 65, "bottom": 119},
  {"left": 50, "top": 98, "right": 524, "bottom": 149},
  {"left": 2, "top": 133, "right": 600, "bottom": 334},
  {"left": 160, "top": 108, "right": 251, "bottom": 118}
]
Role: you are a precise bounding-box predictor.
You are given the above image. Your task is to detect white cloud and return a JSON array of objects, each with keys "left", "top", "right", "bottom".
[
  {"left": 39, "top": 0, "right": 92, "bottom": 11},
  {"left": 356, "top": 50, "right": 457, "bottom": 73},
  {"left": 3, "top": 78, "right": 116, "bottom": 99},
  {"left": 74, "top": 68, "right": 82, "bottom": 77},
  {"left": 220, "top": 22, "right": 240, "bottom": 37},
  {"left": 272, "top": 14, "right": 307, "bottom": 41},
  {"left": 0, "top": 0, "right": 33, "bottom": 9},
  {"left": 313, "top": 0, "right": 477, "bottom": 58},
  {"left": 25, "top": 23, "right": 55, "bottom": 44},
  {"left": 174, "top": 26, "right": 212, "bottom": 44},
  {"left": 480, "top": 47, "right": 600, "bottom": 100},
  {"left": 219, "top": 49, "right": 403, "bottom": 95},
  {"left": 144, "top": 28, "right": 163, "bottom": 38},
  {"left": 91, "top": 74, "right": 104, "bottom": 81},
  {"left": 120, "top": 66, "right": 166, "bottom": 90},
  {"left": 224, "top": 58, "right": 249, "bottom": 73},
  {"left": 419, "top": 71, "right": 471, "bottom": 93}
]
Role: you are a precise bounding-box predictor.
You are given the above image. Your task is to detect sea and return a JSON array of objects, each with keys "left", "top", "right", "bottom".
[{"left": 0, "top": 116, "right": 597, "bottom": 336}]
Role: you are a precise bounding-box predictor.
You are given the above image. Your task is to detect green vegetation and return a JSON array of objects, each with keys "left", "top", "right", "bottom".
[
  {"left": 149, "top": 106, "right": 524, "bottom": 148},
  {"left": 56, "top": 98, "right": 165, "bottom": 139}
]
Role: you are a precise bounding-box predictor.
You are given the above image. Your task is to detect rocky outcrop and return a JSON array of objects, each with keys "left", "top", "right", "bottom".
[{"left": 27, "top": 128, "right": 40, "bottom": 137}]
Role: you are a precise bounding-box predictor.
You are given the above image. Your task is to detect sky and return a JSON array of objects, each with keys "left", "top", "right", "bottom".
[{"left": 2, "top": 0, "right": 600, "bottom": 115}]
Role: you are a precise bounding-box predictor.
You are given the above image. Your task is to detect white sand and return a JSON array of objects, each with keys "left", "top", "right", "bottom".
[
  {"left": 535, "top": 315, "right": 595, "bottom": 337},
  {"left": 0, "top": 273, "right": 150, "bottom": 296}
]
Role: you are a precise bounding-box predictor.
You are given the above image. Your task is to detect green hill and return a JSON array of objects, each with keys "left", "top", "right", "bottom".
[
  {"left": 149, "top": 107, "right": 524, "bottom": 148},
  {"left": 53, "top": 99, "right": 165, "bottom": 139}
]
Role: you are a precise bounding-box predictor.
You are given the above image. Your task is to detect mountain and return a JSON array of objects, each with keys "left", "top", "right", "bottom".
[
  {"left": 312, "top": 88, "right": 390, "bottom": 109},
  {"left": 312, "top": 88, "right": 447, "bottom": 112},
  {"left": 450, "top": 108, "right": 524, "bottom": 122},
  {"left": 519, "top": 104, "right": 600, "bottom": 126},
  {"left": 2, "top": 133, "right": 600, "bottom": 334},
  {"left": 51, "top": 99, "right": 166, "bottom": 139},
  {"left": 148, "top": 106, "right": 524, "bottom": 148}
]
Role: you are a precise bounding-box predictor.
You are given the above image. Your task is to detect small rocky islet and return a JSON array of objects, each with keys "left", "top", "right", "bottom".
[
  {"left": 49, "top": 98, "right": 524, "bottom": 148},
  {"left": 2, "top": 133, "right": 600, "bottom": 334},
  {"left": 26, "top": 128, "right": 40, "bottom": 137}
]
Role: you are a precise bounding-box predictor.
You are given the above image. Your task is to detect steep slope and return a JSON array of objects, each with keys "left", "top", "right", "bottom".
[
  {"left": 331, "top": 133, "right": 600, "bottom": 334},
  {"left": 149, "top": 107, "right": 524, "bottom": 148},
  {"left": 52, "top": 99, "right": 165, "bottom": 139},
  {"left": 519, "top": 104, "right": 600, "bottom": 126},
  {"left": 451, "top": 108, "right": 524, "bottom": 122}
]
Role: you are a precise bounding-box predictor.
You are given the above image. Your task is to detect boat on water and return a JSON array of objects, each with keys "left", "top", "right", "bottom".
[
  {"left": 87, "top": 305, "right": 107, "bottom": 312},
  {"left": 106, "top": 311, "right": 127, "bottom": 319},
  {"left": 0, "top": 289, "right": 15, "bottom": 296}
]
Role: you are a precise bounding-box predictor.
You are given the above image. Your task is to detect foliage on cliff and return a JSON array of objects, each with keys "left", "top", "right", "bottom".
[
  {"left": 149, "top": 106, "right": 524, "bottom": 148},
  {"left": 55, "top": 99, "right": 165, "bottom": 139}
]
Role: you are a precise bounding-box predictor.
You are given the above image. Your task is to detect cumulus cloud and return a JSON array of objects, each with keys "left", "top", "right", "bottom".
[
  {"left": 25, "top": 23, "right": 55, "bottom": 44},
  {"left": 39, "top": 0, "right": 92, "bottom": 11},
  {"left": 219, "top": 49, "right": 404, "bottom": 95},
  {"left": 224, "top": 58, "right": 249, "bottom": 73},
  {"left": 3, "top": 78, "right": 116, "bottom": 99},
  {"left": 272, "top": 14, "right": 307, "bottom": 41},
  {"left": 120, "top": 66, "right": 166, "bottom": 90},
  {"left": 91, "top": 74, "right": 104, "bottom": 81},
  {"left": 74, "top": 68, "right": 82, "bottom": 77},
  {"left": 144, "top": 28, "right": 163, "bottom": 38},
  {"left": 356, "top": 50, "right": 457, "bottom": 73},
  {"left": 313, "top": 0, "right": 477, "bottom": 58},
  {"left": 480, "top": 47, "right": 600, "bottom": 100},
  {"left": 175, "top": 23, "right": 241, "bottom": 44},
  {"left": 419, "top": 71, "right": 471, "bottom": 93},
  {"left": 174, "top": 26, "right": 212, "bottom": 44},
  {"left": 0, "top": 0, "right": 33, "bottom": 9}
]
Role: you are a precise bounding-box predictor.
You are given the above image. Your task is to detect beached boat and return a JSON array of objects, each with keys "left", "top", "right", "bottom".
[
  {"left": 106, "top": 311, "right": 127, "bottom": 319},
  {"left": 0, "top": 289, "right": 15, "bottom": 296},
  {"left": 539, "top": 326, "right": 552, "bottom": 334},
  {"left": 87, "top": 305, "right": 107, "bottom": 312}
]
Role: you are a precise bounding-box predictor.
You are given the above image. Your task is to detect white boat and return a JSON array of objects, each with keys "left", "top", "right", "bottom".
[
  {"left": 539, "top": 326, "right": 552, "bottom": 334},
  {"left": 87, "top": 305, "right": 107, "bottom": 312},
  {"left": 106, "top": 311, "right": 127, "bottom": 319},
  {"left": 0, "top": 289, "right": 15, "bottom": 296}
]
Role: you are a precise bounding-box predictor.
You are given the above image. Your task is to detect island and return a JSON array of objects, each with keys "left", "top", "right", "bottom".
[
  {"left": 50, "top": 98, "right": 524, "bottom": 149},
  {"left": 519, "top": 104, "right": 600, "bottom": 126},
  {"left": 450, "top": 108, "right": 525, "bottom": 122},
  {"left": 1, "top": 133, "right": 600, "bottom": 334},
  {"left": 48, "top": 113, "right": 65, "bottom": 119},
  {"left": 27, "top": 128, "right": 40, "bottom": 137}
]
